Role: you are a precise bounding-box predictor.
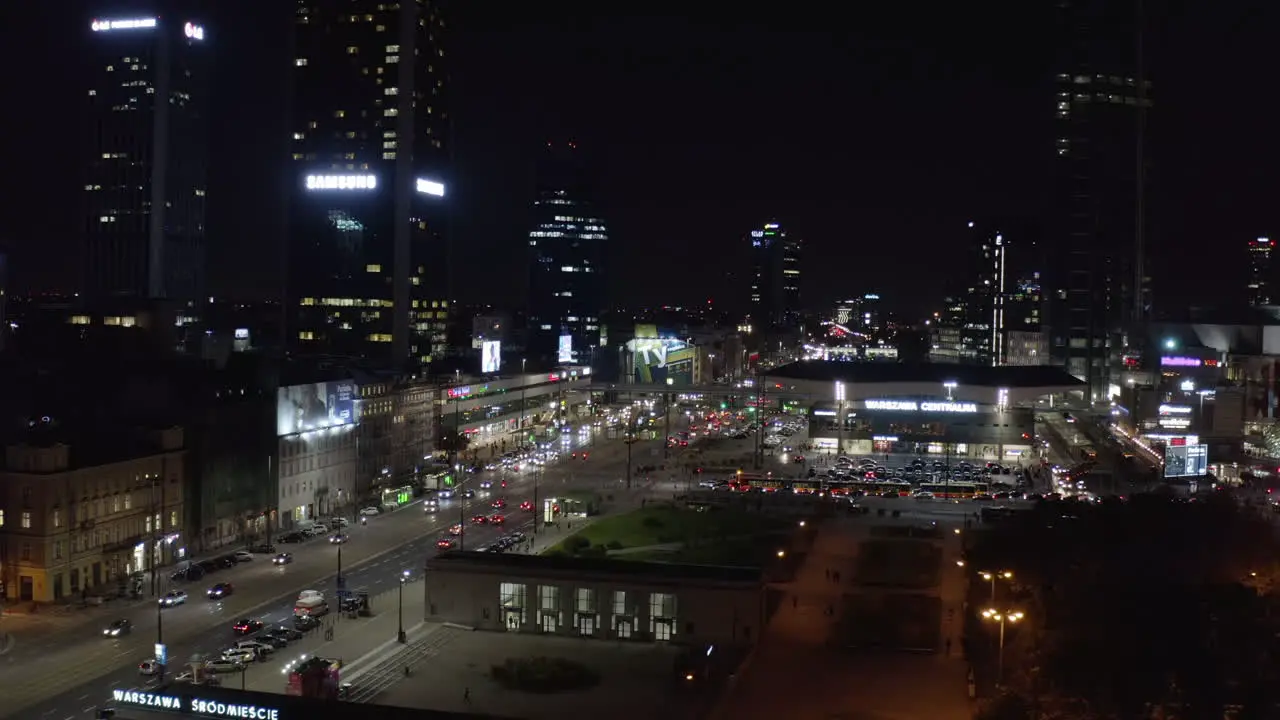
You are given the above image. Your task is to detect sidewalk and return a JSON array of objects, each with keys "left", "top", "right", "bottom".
[{"left": 711, "top": 518, "right": 972, "bottom": 720}]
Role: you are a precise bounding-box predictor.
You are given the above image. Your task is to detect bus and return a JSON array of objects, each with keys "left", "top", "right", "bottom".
[
  {"left": 731, "top": 472, "right": 784, "bottom": 493},
  {"left": 917, "top": 482, "right": 978, "bottom": 500},
  {"left": 789, "top": 479, "right": 823, "bottom": 494}
]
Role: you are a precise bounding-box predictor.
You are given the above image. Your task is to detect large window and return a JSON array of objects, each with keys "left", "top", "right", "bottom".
[
  {"left": 538, "top": 585, "right": 560, "bottom": 633},
  {"left": 613, "top": 590, "right": 632, "bottom": 638},
  {"left": 649, "top": 592, "right": 676, "bottom": 641},
  {"left": 575, "top": 587, "right": 597, "bottom": 637},
  {"left": 499, "top": 582, "right": 526, "bottom": 629}
]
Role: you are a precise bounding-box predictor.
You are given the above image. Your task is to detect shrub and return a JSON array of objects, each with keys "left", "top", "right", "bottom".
[
  {"left": 605, "top": 540, "right": 623, "bottom": 550},
  {"left": 490, "top": 656, "right": 601, "bottom": 694}
]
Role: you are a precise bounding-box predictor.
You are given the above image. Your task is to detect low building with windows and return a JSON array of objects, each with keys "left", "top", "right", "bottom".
[
  {"left": 423, "top": 552, "right": 763, "bottom": 647},
  {"left": 0, "top": 427, "right": 185, "bottom": 603}
]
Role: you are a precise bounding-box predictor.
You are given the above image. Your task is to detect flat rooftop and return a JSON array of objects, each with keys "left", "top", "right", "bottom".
[
  {"left": 429, "top": 551, "right": 762, "bottom": 586},
  {"left": 769, "top": 361, "right": 1085, "bottom": 389}
]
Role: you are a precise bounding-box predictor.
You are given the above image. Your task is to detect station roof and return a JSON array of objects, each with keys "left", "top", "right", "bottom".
[
  {"left": 429, "top": 551, "right": 762, "bottom": 586},
  {"left": 768, "top": 361, "right": 1085, "bottom": 389}
]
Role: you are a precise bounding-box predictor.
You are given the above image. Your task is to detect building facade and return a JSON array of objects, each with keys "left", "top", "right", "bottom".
[
  {"left": 1049, "top": 0, "right": 1154, "bottom": 400},
  {"left": 527, "top": 144, "right": 608, "bottom": 366},
  {"left": 0, "top": 428, "right": 186, "bottom": 603},
  {"left": 354, "top": 374, "right": 437, "bottom": 499},
  {"left": 276, "top": 379, "right": 358, "bottom": 529},
  {"left": 288, "top": 1, "right": 450, "bottom": 370},
  {"left": 1248, "top": 237, "right": 1274, "bottom": 307},
  {"left": 84, "top": 15, "right": 208, "bottom": 301},
  {"left": 438, "top": 370, "right": 593, "bottom": 447},
  {"left": 748, "top": 221, "right": 802, "bottom": 336},
  {"left": 424, "top": 552, "right": 763, "bottom": 647}
]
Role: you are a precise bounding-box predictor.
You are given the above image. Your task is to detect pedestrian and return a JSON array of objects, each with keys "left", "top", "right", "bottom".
[
  {"left": 463, "top": 687, "right": 471, "bottom": 703},
  {"left": 833, "top": 570, "right": 840, "bottom": 583},
  {"left": 824, "top": 569, "right": 830, "bottom": 581},
  {"left": 945, "top": 638, "right": 952, "bottom": 656}
]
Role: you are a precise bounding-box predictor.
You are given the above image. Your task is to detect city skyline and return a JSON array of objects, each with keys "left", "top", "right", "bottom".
[{"left": 0, "top": 3, "right": 1276, "bottom": 320}]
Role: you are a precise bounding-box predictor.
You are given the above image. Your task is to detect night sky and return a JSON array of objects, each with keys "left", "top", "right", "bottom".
[{"left": 2, "top": 1, "right": 1276, "bottom": 319}]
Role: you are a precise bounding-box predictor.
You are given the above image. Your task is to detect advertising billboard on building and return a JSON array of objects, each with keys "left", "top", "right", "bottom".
[
  {"left": 481, "top": 340, "right": 501, "bottom": 373},
  {"left": 1164, "top": 443, "right": 1208, "bottom": 478},
  {"left": 629, "top": 336, "right": 696, "bottom": 385},
  {"left": 277, "top": 381, "right": 356, "bottom": 436},
  {"left": 557, "top": 334, "right": 573, "bottom": 363}
]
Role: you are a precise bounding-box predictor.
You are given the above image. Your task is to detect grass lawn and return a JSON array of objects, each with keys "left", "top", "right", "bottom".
[{"left": 545, "top": 505, "right": 787, "bottom": 556}]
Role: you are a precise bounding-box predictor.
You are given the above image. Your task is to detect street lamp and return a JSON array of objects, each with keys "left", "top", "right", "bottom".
[
  {"left": 943, "top": 380, "right": 958, "bottom": 401},
  {"left": 981, "top": 608, "right": 1024, "bottom": 683},
  {"left": 978, "top": 570, "right": 1013, "bottom": 603},
  {"left": 397, "top": 569, "right": 411, "bottom": 643},
  {"left": 834, "top": 381, "right": 846, "bottom": 456},
  {"left": 520, "top": 358, "right": 527, "bottom": 450}
]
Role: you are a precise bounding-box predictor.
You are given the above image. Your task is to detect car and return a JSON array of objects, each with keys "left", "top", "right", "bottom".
[
  {"left": 247, "top": 543, "right": 276, "bottom": 554},
  {"left": 103, "top": 619, "right": 133, "bottom": 637},
  {"left": 159, "top": 590, "right": 188, "bottom": 607},
  {"left": 328, "top": 533, "right": 348, "bottom": 544},
  {"left": 293, "top": 614, "right": 321, "bottom": 632},
  {"left": 232, "top": 639, "right": 275, "bottom": 656},
  {"left": 233, "top": 618, "right": 264, "bottom": 635},
  {"left": 277, "top": 532, "right": 305, "bottom": 544},
  {"left": 221, "top": 647, "right": 258, "bottom": 664},
  {"left": 328, "top": 517, "right": 349, "bottom": 528},
  {"left": 462, "top": 489, "right": 476, "bottom": 499},
  {"left": 449, "top": 524, "right": 463, "bottom": 536},
  {"left": 470, "top": 514, "right": 488, "bottom": 525},
  {"left": 138, "top": 659, "right": 161, "bottom": 675},
  {"left": 205, "top": 658, "right": 247, "bottom": 673},
  {"left": 519, "top": 500, "right": 534, "bottom": 512},
  {"left": 489, "top": 514, "right": 505, "bottom": 525},
  {"left": 424, "top": 500, "right": 438, "bottom": 513},
  {"left": 479, "top": 480, "right": 492, "bottom": 489},
  {"left": 233, "top": 550, "right": 254, "bottom": 563},
  {"left": 436, "top": 538, "right": 456, "bottom": 550},
  {"left": 360, "top": 507, "right": 381, "bottom": 517},
  {"left": 266, "top": 626, "right": 303, "bottom": 641},
  {"left": 253, "top": 633, "right": 288, "bottom": 648},
  {"left": 207, "top": 583, "right": 234, "bottom": 599},
  {"left": 491, "top": 498, "right": 507, "bottom": 509},
  {"left": 272, "top": 552, "right": 293, "bottom": 565}
]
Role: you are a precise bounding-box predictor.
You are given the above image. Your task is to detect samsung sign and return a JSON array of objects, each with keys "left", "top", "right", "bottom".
[
  {"left": 112, "top": 689, "right": 281, "bottom": 719},
  {"left": 864, "top": 400, "right": 978, "bottom": 413}
]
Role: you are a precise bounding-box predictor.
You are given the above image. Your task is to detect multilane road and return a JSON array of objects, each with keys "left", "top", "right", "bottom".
[{"left": 5, "top": 427, "right": 673, "bottom": 720}]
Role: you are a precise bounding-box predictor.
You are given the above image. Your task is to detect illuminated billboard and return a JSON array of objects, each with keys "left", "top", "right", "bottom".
[
  {"left": 305, "top": 174, "right": 377, "bottom": 191},
  {"left": 277, "top": 381, "right": 356, "bottom": 436},
  {"left": 1164, "top": 443, "right": 1208, "bottom": 478},
  {"left": 864, "top": 400, "right": 978, "bottom": 413},
  {"left": 481, "top": 340, "right": 501, "bottom": 373},
  {"left": 1160, "top": 356, "right": 1202, "bottom": 367},
  {"left": 629, "top": 337, "right": 695, "bottom": 385},
  {"left": 183, "top": 22, "right": 205, "bottom": 40},
  {"left": 415, "top": 178, "right": 445, "bottom": 197},
  {"left": 91, "top": 18, "right": 157, "bottom": 31},
  {"left": 558, "top": 335, "right": 573, "bottom": 363}
]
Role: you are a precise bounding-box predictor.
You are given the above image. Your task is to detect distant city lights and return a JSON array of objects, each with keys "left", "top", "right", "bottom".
[
  {"left": 91, "top": 18, "right": 158, "bottom": 32},
  {"left": 305, "top": 174, "right": 377, "bottom": 191}
]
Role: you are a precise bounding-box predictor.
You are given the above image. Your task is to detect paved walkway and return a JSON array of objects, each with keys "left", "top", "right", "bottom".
[{"left": 711, "top": 518, "right": 972, "bottom": 720}]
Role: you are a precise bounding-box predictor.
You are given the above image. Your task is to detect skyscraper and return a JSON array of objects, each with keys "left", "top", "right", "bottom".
[
  {"left": 84, "top": 15, "right": 208, "bottom": 301},
  {"left": 527, "top": 142, "right": 607, "bottom": 365},
  {"left": 1248, "top": 237, "right": 1274, "bottom": 307},
  {"left": 287, "top": 1, "right": 450, "bottom": 370},
  {"left": 963, "top": 221, "right": 1009, "bottom": 366},
  {"left": 747, "top": 221, "right": 801, "bottom": 336},
  {"left": 1048, "top": 0, "right": 1153, "bottom": 401}
]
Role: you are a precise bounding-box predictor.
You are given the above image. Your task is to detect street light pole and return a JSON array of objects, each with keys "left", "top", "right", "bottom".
[
  {"left": 156, "top": 580, "right": 164, "bottom": 682},
  {"left": 663, "top": 392, "right": 671, "bottom": 459},
  {"left": 625, "top": 434, "right": 634, "bottom": 490},
  {"left": 981, "top": 608, "right": 1024, "bottom": 684},
  {"left": 979, "top": 570, "right": 1012, "bottom": 604},
  {"left": 533, "top": 462, "right": 541, "bottom": 536},
  {"left": 397, "top": 570, "right": 410, "bottom": 643},
  {"left": 520, "top": 358, "right": 527, "bottom": 450},
  {"left": 336, "top": 539, "right": 343, "bottom": 589}
]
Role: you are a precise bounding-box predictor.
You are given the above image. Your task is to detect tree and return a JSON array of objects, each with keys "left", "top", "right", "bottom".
[{"left": 436, "top": 430, "right": 470, "bottom": 457}]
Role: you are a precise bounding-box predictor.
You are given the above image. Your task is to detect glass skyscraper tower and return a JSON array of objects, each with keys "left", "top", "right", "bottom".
[
  {"left": 84, "top": 14, "right": 208, "bottom": 301},
  {"left": 287, "top": 0, "right": 450, "bottom": 370}
]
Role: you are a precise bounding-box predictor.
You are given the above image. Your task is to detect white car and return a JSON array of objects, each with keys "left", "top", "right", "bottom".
[
  {"left": 138, "top": 659, "right": 161, "bottom": 676},
  {"left": 233, "top": 550, "right": 253, "bottom": 562},
  {"left": 221, "top": 647, "right": 257, "bottom": 663},
  {"left": 360, "top": 507, "right": 381, "bottom": 517},
  {"left": 206, "top": 657, "right": 247, "bottom": 673},
  {"left": 159, "top": 590, "right": 188, "bottom": 607},
  {"left": 232, "top": 640, "right": 274, "bottom": 655}
]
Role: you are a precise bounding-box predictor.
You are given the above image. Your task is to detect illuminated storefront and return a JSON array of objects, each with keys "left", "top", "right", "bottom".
[{"left": 808, "top": 398, "right": 1034, "bottom": 461}]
